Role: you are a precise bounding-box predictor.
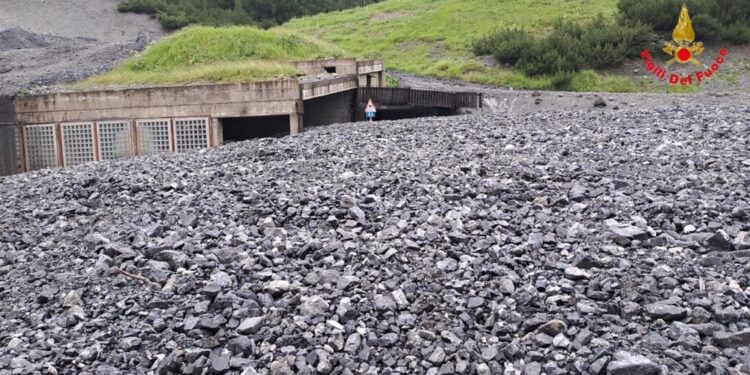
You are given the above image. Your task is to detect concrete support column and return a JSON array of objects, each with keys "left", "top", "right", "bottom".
[
  {"left": 210, "top": 117, "right": 223, "bottom": 146},
  {"left": 289, "top": 112, "right": 304, "bottom": 135},
  {"left": 378, "top": 72, "right": 386, "bottom": 87},
  {"left": 290, "top": 100, "right": 304, "bottom": 135},
  {"left": 290, "top": 113, "right": 304, "bottom": 135}
]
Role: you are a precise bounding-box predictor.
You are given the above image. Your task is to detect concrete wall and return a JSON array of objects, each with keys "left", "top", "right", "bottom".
[
  {"left": 3, "top": 58, "right": 387, "bottom": 176},
  {"left": 296, "top": 58, "right": 358, "bottom": 76},
  {"left": 301, "top": 76, "right": 358, "bottom": 100},
  {"left": 15, "top": 80, "right": 302, "bottom": 125},
  {"left": 303, "top": 90, "right": 355, "bottom": 127},
  {"left": 0, "top": 96, "right": 19, "bottom": 176},
  {"left": 357, "top": 60, "right": 385, "bottom": 76}
]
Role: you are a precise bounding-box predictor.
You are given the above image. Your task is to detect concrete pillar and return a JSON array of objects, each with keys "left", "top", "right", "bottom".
[
  {"left": 290, "top": 100, "right": 304, "bottom": 135},
  {"left": 210, "top": 118, "right": 223, "bottom": 146},
  {"left": 378, "top": 72, "right": 386, "bottom": 88},
  {"left": 290, "top": 112, "right": 304, "bottom": 135}
]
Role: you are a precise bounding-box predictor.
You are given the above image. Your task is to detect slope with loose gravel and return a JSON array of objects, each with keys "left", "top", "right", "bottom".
[{"left": 0, "top": 105, "right": 749, "bottom": 374}]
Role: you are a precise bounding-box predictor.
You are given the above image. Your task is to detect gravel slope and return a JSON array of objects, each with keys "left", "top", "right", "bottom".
[
  {"left": 1, "top": 105, "right": 749, "bottom": 374},
  {"left": 0, "top": 29, "right": 148, "bottom": 96},
  {"left": 0, "top": 0, "right": 162, "bottom": 42},
  {"left": 0, "top": 0, "right": 162, "bottom": 95}
]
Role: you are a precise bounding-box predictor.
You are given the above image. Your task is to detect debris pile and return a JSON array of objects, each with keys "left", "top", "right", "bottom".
[{"left": 1, "top": 106, "right": 749, "bottom": 374}]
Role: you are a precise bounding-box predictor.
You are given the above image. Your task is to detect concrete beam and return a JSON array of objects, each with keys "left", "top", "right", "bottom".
[
  {"left": 300, "top": 76, "right": 358, "bottom": 100},
  {"left": 15, "top": 80, "right": 301, "bottom": 125},
  {"left": 357, "top": 60, "right": 385, "bottom": 75},
  {"left": 296, "top": 58, "right": 357, "bottom": 75}
]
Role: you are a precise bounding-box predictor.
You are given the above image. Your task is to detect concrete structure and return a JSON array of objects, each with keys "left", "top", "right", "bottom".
[{"left": 0, "top": 59, "right": 385, "bottom": 176}]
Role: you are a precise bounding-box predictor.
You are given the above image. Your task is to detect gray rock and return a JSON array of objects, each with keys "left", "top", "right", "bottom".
[
  {"left": 63, "top": 290, "right": 83, "bottom": 307},
  {"left": 345, "top": 334, "right": 361, "bottom": 353},
  {"left": 264, "top": 280, "right": 291, "bottom": 296},
  {"left": 606, "top": 351, "right": 659, "bottom": 375},
  {"left": 537, "top": 320, "right": 567, "bottom": 336},
  {"left": 498, "top": 277, "right": 515, "bottom": 294},
  {"left": 374, "top": 294, "right": 397, "bottom": 311},
  {"left": 237, "top": 316, "right": 265, "bottom": 334},
  {"left": 480, "top": 346, "right": 498, "bottom": 361},
  {"left": 227, "top": 336, "right": 255, "bottom": 356},
  {"left": 713, "top": 329, "right": 750, "bottom": 348},
  {"left": 300, "top": 296, "right": 330, "bottom": 317},
  {"left": 605, "top": 219, "right": 649, "bottom": 242},
  {"left": 210, "top": 350, "right": 230, "bottom": 374},
  {"left": 564, "top": 266, "right": 591, "bottom": 280},
  {"left": 120, "top": 337, "right": 141, "bottom": 351},
  {"left": 705, "top": 230, "right": 734, "bottom": 251},
  {"left": 594, "top": 96, "right": 607, "bottom": 108},
  {"left": 644, "top": 302, "right": 686, "bottom": 321},
  {"left": 467, "top": 296, "right": 485, "bottom": 309},
  {"left": 428, "top": 347, "right": 446, "bottom": 364}
]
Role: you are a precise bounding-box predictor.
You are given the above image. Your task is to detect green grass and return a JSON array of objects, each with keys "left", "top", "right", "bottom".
[
  {"left": 85, "top": 26, "right": 342, "bottom": 86},
  {"left": 667, "top": 84, "right": 700, "bottom": 93},
  {"left": 281, "top": 0, "right": 619, "bottom": 90},
  {"left": 85, "top": 61, "right": 298, "bottom": 86}
]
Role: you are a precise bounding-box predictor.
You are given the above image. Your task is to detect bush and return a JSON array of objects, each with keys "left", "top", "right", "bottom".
[
  {"left": 570, "top": 70, "right": 602, "bottom": 91},
  {"left": 516, "top": 43, "right": 568, "bottom": 76},
  {"left": 472, "top": 16, "right": 653, "bottom": 76},
  {"left": 551, "top": 71, "right": 575, "bottom": 90},
  {"left": 723, "top": 22, "right": 750, "bottom": 44},
  {"left": 691, "top": 14, "right": 724, "bottom": 41},
  {"left": 472, "top": 29, "right": 535, "bottom": 66},
  {"left": 618, "top": 0, "right": 750, "bottom": 44}
]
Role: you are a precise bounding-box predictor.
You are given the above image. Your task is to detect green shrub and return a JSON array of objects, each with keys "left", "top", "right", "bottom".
[
  {"left": 691, "top": 14, "right": 723, "bottom": 41},
  {"left": 723, "top": 22, "right": 750, "bottom": 44},
  {"left": 570, "top": 70, "right": 602, "bottom": 91},
  {"left": 551, "top": 71, "right": 575, "bottom": 90},
  {"left": 517, "top": 43, "right": 568, "bottom": 76},
  {"left": 603, "top": 76, "right": 640, "bottom": 92},
  {"left": 472, "top": 29, "right": 535, "bottom": 66},
  {"left": 472, "top": 16, "right": 653, "bottom": 76},
  {"left": 618, "top": 0, "right": 750, "bottom": 44}
]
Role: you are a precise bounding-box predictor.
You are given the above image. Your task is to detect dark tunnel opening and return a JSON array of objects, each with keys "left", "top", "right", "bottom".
[
  {"left": 221, "top": 116, "right": 290, "bottom": 142},
  {"left": 354, "top": 106, "right": 459, "bottom": 122}
]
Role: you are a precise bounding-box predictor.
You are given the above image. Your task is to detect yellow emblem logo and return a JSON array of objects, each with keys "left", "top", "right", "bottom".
[{"left": 663, "top": 4, "right": 704, "bottom": 65}]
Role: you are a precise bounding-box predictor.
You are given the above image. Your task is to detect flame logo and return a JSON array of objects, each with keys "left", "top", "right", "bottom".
[
  {"left": 663, "top": 4, "right": 703, "bottom": 65},
  {"left": 672, "top": 4, "right": 696, "bottom": 42}
]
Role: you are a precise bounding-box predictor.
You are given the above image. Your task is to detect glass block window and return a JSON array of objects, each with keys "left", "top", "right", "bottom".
[
  {"left": 14, "top": 126, "right": 22, "bottom": 173},
  {"left": 174, "top": 117, "right": 209, "bottom": 152},
  {"left": 24, "top": 124, "right": 59, "bottom": 171},
  {"left": 61, "top": 122, "right": 95, "bottom": 167},
  {"left": 137, "top": 119, "right": 172, "bottom": 155},
  {"left": 97, "top": 121, "right": 133, "bottom": 161}
]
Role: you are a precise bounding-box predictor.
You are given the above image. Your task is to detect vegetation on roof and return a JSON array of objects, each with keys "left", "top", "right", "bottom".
[{"left": 84, "top": 26, "right": 341, "bottom": 86}]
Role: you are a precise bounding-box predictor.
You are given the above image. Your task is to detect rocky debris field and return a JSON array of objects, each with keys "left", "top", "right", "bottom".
[
  {"left": 0, "top": 28, "right": 150, "bottom": 96},
  {"left": 1, "top": 105, "right": 750, "bottom": 375},
  {"left": 391, "top": 71, "right": 750, "bottom": 116}
]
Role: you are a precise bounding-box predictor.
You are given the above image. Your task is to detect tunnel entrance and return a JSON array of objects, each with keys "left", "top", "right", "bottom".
[
  {"left": 221, "top": 116, "right": 290, "bottom": 142},
  {"left": 304, "top": 90, "right": 356, "bottom": 128}
]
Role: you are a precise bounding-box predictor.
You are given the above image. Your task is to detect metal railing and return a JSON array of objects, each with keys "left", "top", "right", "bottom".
[{"left": 358, "top": 87, "right": 482, "bottom": 109}]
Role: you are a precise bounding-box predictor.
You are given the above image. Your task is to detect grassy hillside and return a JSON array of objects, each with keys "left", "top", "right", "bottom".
[
  {"left": 84, "top": 26, "right": 342, "bottom": 86},
  {"left": 282, "top": 0, "right": 625, "bottom": 89}
]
